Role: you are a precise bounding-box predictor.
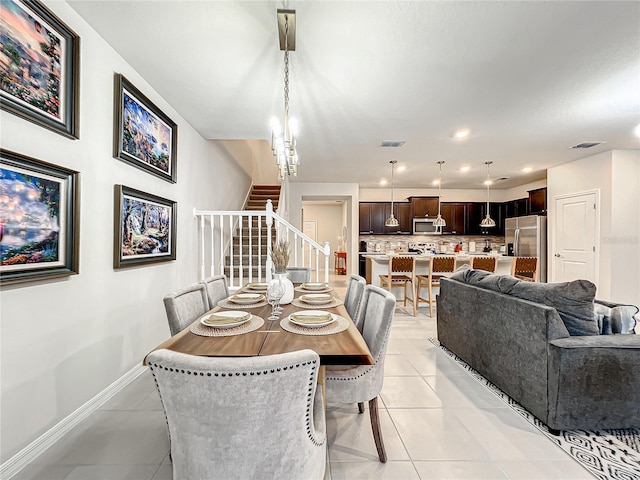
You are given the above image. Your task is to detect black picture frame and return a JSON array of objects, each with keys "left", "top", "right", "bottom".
[
  {"left": 0, "top": 0, "right": 80, "bottom": 139},
  {"left": 114, "top": 185, "right": 176, "bottom": 269},
  {"left": 113, "top": 74, "right": 177, "bottom": 183},
  {"left": 0, "top": 149, "right": 80, "bottom": 285}
]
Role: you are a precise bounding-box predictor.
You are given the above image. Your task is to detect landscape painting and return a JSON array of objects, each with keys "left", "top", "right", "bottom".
[
  {"left": 0, "top": 0, "right": 79, "bottom": 138},
  {"left": 113, "top": 75, "right": 177, "bottom": 183},
  {"left": 114, "top": 185, "right": 176, "bottom": 268},
  {"left": 0, "top": 149, "right": 79, "bottom": 284}
]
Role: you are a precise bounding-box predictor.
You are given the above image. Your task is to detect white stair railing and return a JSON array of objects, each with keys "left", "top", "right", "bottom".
[{"left": 194, "top": 200, "right": 330, "bottom": 289}]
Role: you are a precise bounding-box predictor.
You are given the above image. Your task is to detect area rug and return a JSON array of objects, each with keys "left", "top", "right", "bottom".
[{"left": 429, "top": 338, "right": 640, "bottom": 480}]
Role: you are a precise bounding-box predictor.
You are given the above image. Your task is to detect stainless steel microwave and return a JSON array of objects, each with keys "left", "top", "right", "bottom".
[{"left": 413, "top": 218, "right": 442, "bottom": 234}]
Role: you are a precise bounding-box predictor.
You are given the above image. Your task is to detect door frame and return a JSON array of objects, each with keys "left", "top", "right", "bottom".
[{"left": 550, "top": 188, "right": 600, "bottom": 284}]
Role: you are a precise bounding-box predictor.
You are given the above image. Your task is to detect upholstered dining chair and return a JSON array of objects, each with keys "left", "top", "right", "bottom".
[
  {"left": 326, "top": 285, "right": 396, "bottom": 463},
  {"left": 471, "top": 256, "right": 497, "bottom": 273},
  {"left": 285, "top": 266, "right": 312, "bottom": 283},
  {"left": 344, "top": 274, "right": 366, "bottom": 329},
  {"left": 414, "top": 256, "right": 456, "bottom": 317},
  {"left": 378, "top": 254, "right": 416, "bottom": 314},
  {"left": 511, "top": 256, "right": 538, "bottom": 282},
  {"left": 200, "top": 275, "right": 229, "bottom": 309},
  {"left": 163, "top": 284, "right": 209, "bottom": 336},
  {"left": 147, "top": 349, "right": 326, "bottom": 480}
]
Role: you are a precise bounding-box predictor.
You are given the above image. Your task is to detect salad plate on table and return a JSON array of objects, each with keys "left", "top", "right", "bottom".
[
  {"left": 299, "top": 293, "right": 333, "bottom": 305},
  {"left": 201, "top": 311, "right": 251, "bottom": 329},
  {"left": 228, "top": 293, "right": 265, "bottom": 304},
  {"left": 246, "top": 283, "right": 269, "bottom": 291},
  {"left": 300, "top": 282, "right": 330, "bottom": 292},
  {"left": 288, "top": 310, "right": 336, "bottom": 328}
]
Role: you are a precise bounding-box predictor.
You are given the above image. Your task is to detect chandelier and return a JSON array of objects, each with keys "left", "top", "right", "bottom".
[
  {"left": 384, "top": 161, "right": 399, "bottom": 227},
  {"left": 270, "top": 9, "right": 298, "bottom": 180},
  {"left": 480, "top": 161, "right": 496, "bottom": 228},
  {"left": 433, "top": 161, "right": 446, "bottom": 227}
]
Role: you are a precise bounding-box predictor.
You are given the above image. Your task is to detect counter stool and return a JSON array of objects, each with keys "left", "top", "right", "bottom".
[
  {"left": 414, "top": 256, "right": 456, "bottom": 317},
  {"left": 335, "top": 251, "right": 347, "bottom": 275},
  {"left": 471, "top": 256, "right": 497, "bottom": 273},
  {"left": 511, "top": 256, "right": 538, "bottom": 282},
  {"left": 379, "top": 255, "right": 416, "bottom": 315}
]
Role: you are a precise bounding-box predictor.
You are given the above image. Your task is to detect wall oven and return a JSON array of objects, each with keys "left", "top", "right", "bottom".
[{"left": 412, "top": 218, "right": 442, "bottom": 234}]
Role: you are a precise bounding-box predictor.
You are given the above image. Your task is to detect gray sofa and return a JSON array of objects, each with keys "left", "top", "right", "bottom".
[{"left": 437, "top": 270, "right": 640, "bottom": 432}]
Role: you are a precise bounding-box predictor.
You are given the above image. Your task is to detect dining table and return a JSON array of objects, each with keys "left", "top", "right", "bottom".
[{"left": 144, "top": 282, "right": 374, "bottom": 403}]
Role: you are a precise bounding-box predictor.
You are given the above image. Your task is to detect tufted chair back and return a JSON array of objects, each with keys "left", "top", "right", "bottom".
[
  {"left": 200, "top": 275, "right": 229, "bottom": 309},
  {"left": 148, "top": 349, "right": 326, "bottom": 480},
  {"left": 163, "top": 284, "right": 209, "bottom": 336},
  {"left": 344, "top": 274, "right": 366, "bottom": 327}
]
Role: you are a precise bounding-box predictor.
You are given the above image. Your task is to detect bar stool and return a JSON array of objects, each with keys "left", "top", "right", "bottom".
[
  {"left": 335, "top": 251, "right": 347, "bottom": 275},
  {"left": 471, "top": 256, "right": 497, "bottom": 273},
  {"left": 511, "top": 256, "right": 538, "bottom": 282},
  {"left": 378, "top": 255, "right": 416, "bottom": 315},
  {"left": 414, "top": 256, "right": 456, "bottom": 317}
]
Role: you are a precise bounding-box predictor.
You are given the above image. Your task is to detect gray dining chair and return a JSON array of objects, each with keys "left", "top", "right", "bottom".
[
  {"left": 325, "top": 284, "right": 396, "bottom": 463},
  {"left": 344, "top": 274, "right": 366, "bottom": 328},
  {"left": 163, "top": 283, "right": 209, "bottom": 336},
  {"left": 285, "top": 266, "right": 312, "bottom": 283},
  {"left": 147, "top": 348, "right": 326, "bottom": 480},
  {"left": 200, "top": 274, "right": 229, "bottom": 309}
]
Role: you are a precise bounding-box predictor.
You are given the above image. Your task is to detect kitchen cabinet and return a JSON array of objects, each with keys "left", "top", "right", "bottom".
[
  {"left": 408, "top": 196, "right": 439, "bottom": 218},
  {"left": 465, "top": 202, "right": 485, "bottom": 235},
  {"left": 441, "top": 203, "right": 466, "bottom": 234},
  {"left": 528, "top": 187, "right": 547, "bottom": 215},
  {"left": 391, "top": 202, "right": 413, "bottom": 234},
  {"left": 481, "top": 202, "right": 505, "bottom": 235},
  {"left": 359, "top": 202, "right": 392, "bottom": 234}
]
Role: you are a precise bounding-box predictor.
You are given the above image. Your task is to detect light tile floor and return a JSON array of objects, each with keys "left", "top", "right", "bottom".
[{"left": 13, "top": 273, "right": 593, "bottom": 480}]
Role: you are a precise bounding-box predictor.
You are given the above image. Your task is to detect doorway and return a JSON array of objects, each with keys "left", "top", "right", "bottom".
[{"left": 551, "top": 190, "right": 598, "bottom": 283}]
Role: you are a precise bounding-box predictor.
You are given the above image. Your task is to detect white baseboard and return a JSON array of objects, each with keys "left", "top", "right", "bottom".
[{"left": 0, "top": 364, "right": 147, "bottom": 480}]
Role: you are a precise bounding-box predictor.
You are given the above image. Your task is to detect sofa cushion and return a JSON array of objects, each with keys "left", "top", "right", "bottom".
[
  {"left": 450, "top": 268, "right": 599, "bottom": 336},
  {"left": 594, "top": 300, "right": 638, "bottom": 334}
]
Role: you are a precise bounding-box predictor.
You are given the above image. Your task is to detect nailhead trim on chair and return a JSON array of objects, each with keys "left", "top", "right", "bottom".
[{"left": 149, "top": 358, "right": 324, "bottom": 446}]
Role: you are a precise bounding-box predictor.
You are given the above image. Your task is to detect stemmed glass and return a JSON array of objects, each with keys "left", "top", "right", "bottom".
[{"left": 267, "top": 282, "right": 285, "bottom": 321}]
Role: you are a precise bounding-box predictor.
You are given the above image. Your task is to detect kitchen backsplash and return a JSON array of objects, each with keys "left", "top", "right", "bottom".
[{"left": 359, "top": 234, "right": 506, "bottom": 254}]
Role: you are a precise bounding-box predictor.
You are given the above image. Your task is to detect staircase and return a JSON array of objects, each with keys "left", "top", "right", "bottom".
[{"left": 224, "top": 185, "right": 280, "bottom": 279}]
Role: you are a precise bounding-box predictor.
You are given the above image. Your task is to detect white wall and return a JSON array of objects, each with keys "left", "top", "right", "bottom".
[
  {"left": 359, "top": 180, "right": 547, "bottom": 203},
  {"left": 548, "top": 150, "right": 639, "bottom": 306},
  {"left": 302, "top": 204, "right": 344, "bottom": 255},
  {"left": 0, "top": 1, "right": 251, "bottom": 462},
  {"left": 288, "top": 183, "right": 359, "bottom": 274}
]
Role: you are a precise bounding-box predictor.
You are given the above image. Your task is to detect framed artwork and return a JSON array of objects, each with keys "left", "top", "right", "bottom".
[
  {"left": 0, "top": 0, "right": 80, "bottom": 139},
  {"left": 0, "top": 149, "right": 80, "bottom": 285},
  {"left": 113, "top": 74, "right": 177, "bottom": 183},
  {"left": 114, "top": 185, "right": 176, "bottom": 268}
]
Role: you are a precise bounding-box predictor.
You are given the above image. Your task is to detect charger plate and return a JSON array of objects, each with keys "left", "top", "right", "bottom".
[
  {"left": 217, "top": 298, "right": 268, "bottom": 309},
  {"left": 280, "top": 315, "right": 349, "bottom": 336},
  {"left": 190, "top": 315, "right": 265, "bottom": 337},
  {"left": 291, "top": 297, "right": 343, "bottom": 309}
]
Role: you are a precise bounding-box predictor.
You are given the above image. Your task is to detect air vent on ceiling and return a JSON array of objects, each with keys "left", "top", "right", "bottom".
[
  {"left": 570, "top": 141, "right": 605, "bottom": 149},
  {"left": 494, "top": 177, "right": 509, "bottom": 182},
  {"left": 380, "top": 140, "right": 406, "bottom": 147}
]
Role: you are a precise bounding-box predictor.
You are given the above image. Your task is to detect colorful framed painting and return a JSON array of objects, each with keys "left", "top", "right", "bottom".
[
  {"left": 114, "top": 185, "right": 176, "bottom": 269},
  {"left": 113, "top": 74, "right": 177, "bottom": 183},
  {"left": 0, "top": 0, "right": 80, "bottom": 139},
  {"left": 0, "top": 149, "right": 80, "bottom": 285}
]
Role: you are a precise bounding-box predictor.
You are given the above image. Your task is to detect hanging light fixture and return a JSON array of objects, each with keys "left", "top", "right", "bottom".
[
  {"left": 385, "top": 160, "right": 399, "bottom": 227},
  {"left": 270, "top": 9, "right": 298, "bottom": 180},
  {"left": 433, "top": 161, "right": 447, "bottom": 227},
  {"left": 480, "top": 161, "right": 496, "bottom": 228}
]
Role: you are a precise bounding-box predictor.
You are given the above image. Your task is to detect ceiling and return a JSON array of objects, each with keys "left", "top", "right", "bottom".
[{"left": 68, "top": 1, "right": 640, "bottom": 189}]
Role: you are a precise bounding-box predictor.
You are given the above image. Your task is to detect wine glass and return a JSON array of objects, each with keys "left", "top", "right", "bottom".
[{"left": 267, "top": 282, "right": 285, "bottom": 321}]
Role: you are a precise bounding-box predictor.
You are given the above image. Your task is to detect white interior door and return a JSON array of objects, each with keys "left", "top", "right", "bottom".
[{"left": 552, "top": 192, "right": 597, "bottom": 283}]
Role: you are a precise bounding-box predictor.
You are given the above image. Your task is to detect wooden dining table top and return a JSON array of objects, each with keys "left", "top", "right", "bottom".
[{"left": 144, "top": 285, "right": 374, "bottom": 366}]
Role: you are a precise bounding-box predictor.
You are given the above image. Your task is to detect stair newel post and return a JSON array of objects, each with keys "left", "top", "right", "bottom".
[
  {"left": 266, "top": 199, "right": 274, "bottom": 282},
  {"left": 324, "top": 242, "right": 331, "bottom": 284}
]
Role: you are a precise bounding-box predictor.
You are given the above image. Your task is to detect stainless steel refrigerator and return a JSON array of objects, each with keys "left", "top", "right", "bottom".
[{"left": 505, "top": 215, "right": 547, "bottom": 282}]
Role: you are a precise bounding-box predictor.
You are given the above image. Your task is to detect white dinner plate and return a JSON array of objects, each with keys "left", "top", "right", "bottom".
[
  {"left": 301, "top": 282, "right": 329, "bottom": 291},
  {"left": 289, "top": 310, "right": 336, "bottom": 328},
  {"left": 201, "top": 311, "right": 251, "bottom": 329},
  {"left": 246, "top": 283, "right": 269, "bottom": 291},
  {"left": 300, "top": 293, "right": 333, "bottom": 305},
  {"left": 229, "top": 293, "right": 265, "bottom": 304}
]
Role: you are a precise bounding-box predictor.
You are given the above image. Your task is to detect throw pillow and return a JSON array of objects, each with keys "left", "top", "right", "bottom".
[
  {"left": 594, "top": 300, "right": 638, "bottom": 334},
  {"left": 510, "top": 280, "right": 599, "bottom": 336}
]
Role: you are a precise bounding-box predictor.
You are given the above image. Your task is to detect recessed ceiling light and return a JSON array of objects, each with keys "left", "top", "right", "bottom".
[
  {"left": 483, "top": 180, "right": 493, "bottom": 186},
  {"left": 454, "top": 129, "right": 470, "bottom": 139},
  {"left": 397, "top": 165, "right": 406, "bottom": 172},
  {"left": 460, "top": 166, "right": 470, "bottom": 172},
  {"left": 523, "top": 167, "right": 533, "bottom": 173},
  {"left": 432, "top": 179, "right": 440, "bottom": 186},
  {"left": 380, "top": 179, "right": 388, "bottom": 186},
  {"left": 634, "top": 124, "right": 640, "bottom": 138}
]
